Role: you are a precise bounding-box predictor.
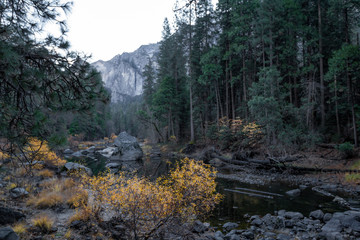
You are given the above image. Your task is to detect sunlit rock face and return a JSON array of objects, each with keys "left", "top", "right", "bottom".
[{"left": 92, "top": 43, "right": 159, "bottom": 102}]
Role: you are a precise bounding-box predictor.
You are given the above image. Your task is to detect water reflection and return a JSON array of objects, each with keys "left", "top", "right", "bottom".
[{"left": 210, "top": 178, "right": 347, "bottom": 228}]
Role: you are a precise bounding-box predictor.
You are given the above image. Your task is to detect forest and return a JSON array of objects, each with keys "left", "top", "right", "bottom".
[
  {"left": 2, "top": 0, "right": 360, "bottom": 153},
  {"left": 136, "top": 0, "right": 360, "bottom": 152}
]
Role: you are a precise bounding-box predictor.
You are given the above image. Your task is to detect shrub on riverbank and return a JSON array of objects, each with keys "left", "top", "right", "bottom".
[{"left": 74, "top": 158, "right": 222, "bottom": 239}]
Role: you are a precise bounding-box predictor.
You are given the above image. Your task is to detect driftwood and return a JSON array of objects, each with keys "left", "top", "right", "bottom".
[
  {"left": 203, "top": 148, "right": 360, "bottom": 174},
  {"left": 234, "top": 187, "right": 283, "bottom": 197},
  {"left": 210, "top": 152, "right": 298, "bottom": 168},
  {"left": 224, "top": 188, "right": 274, "bottom": 199}
]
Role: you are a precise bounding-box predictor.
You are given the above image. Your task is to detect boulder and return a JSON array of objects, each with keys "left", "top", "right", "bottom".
[
  {"left": 0, "top": 227, "right": 19, "bottom": 240},
  {"left": 9, "top": 188, "right": 28, "bottom": 199},
  {"left": 64, "top": 162, "right": 92, "bottom": 176},
  {"left": 223, "top": 222, "right": 239, "bottom": 232},
  {"left": 251, "top": 218, "right": 262, "bottom": 227},
  {"left": 284, "top": 211, "right": 303, "bottom": 220},
  {"left": 215, "top": 231, "right": 225, "bottom": 239},
  {"left": 81, "top": 146, "right": 96, "bottom": 155},
  {"left": 276, "top": 233, "right": 292, "bottom": 240},
  {"left": 331, "top": 211, "right": 360, "bottom": 231},
  {"left": 322, "top": 219, "right": 342, "bottom": 232},
  {"left": 309, "top": 210, "right": 324, "bottom": 220},
  {"left": 192, "top": 220, "right": 207, "bottom": 233},
  {"left": 323, "top": 213, "right": 333, "bottom": 222},
  {"left": 97, "top": 147, "right": 118, "bottom": 158},
  {"left": 63, "top": 149, "right": 73, "bottom": 155},
  {"left": 113, "top": 132, "right": 143, "bottom": 161},
  {"left": 105, "top": 162, "right": 121, "bottom": 169},
  {"left": 70, "top": 150, "right": 85, "bottom": 158},
  {"left": 0, "top": 207, "right": 25, "bottom": 224},
  {"left": 285, "top": 189, "right": 301, "bottom": 197},
  {"left": 333, "top": 196, "right": 351, "bottom": 208}
]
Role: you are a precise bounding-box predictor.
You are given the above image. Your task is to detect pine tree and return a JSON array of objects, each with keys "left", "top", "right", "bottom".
[{"left": 0, "top": 0, "right": 108, "bottom": 149}]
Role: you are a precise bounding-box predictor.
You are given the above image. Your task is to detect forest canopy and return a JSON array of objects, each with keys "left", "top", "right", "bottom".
[{"left": 139, "top": 0, "right": 360, "bottom": 151}]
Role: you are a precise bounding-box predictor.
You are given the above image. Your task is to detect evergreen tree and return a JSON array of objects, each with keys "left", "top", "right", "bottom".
[{"left": 0, "top": 0, "right": 109, "bottom": 149}]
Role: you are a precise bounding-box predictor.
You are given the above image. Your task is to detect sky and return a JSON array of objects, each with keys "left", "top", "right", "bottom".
[{"left": 62, "top": 0, "right": 217, "bottom": 62}]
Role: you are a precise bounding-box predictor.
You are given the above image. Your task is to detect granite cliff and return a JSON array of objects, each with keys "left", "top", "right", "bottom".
[{"left": 92, "top": 43, "right": 159, "bottom": 102}]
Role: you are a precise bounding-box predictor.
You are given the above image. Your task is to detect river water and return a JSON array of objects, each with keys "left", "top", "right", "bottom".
[{"left": 210, "top": 178, "right": 351, "bottom": 228}]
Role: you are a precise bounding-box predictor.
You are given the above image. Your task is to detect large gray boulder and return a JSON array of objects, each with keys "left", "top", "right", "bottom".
[
  {"left": 64, "top": 162, "right": 93, "bottom": 176},
  {"left": 9, "top": 188, "right": 28, "bottom": 199},
  {"left": 0, "top": 207, "right": 25, "bottom": 224},
  {"left": 0, "top": 227, "right": 19, "bottom": 240},
  {"left": 113, "top": 132, "right": 143, "bottom": 161}
]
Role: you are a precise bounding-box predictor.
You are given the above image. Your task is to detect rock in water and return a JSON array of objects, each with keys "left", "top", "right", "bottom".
[
  {"left": 285, "top": 189, "right": 301, "bottom": 197},
  {"left": 113, "top": 132, "right": 143, "bottom": 161}
]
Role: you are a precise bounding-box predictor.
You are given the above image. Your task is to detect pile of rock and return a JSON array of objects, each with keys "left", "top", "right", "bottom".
[
  {"left": 205, "top": 209, "right": 360, "bottom": 240},
  {"left": 64, "top": 132, "right": 143, "bottom": 173}
]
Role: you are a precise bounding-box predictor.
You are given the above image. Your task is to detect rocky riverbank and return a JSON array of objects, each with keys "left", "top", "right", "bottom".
[{"left": 193, "top": 209, "right": 360, "bottom": 240}]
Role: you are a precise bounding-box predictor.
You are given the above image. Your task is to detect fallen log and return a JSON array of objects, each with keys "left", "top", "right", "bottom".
[
  {"left": 210, "top": 153, "right": 273, "bottom": 167},
  {"left": 210, "top": 152, "right": 360, "bottom": 174},
  {"left": 234, "top": 187, "right": 283, "bottom": 197},
  {"left": 224, "top": 188, "right": 274, "bottom": 199}
]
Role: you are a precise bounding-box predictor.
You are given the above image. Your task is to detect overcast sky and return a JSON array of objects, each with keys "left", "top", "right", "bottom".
[{"left": 62, "top": 0, "right": 217, "bottom": 62}]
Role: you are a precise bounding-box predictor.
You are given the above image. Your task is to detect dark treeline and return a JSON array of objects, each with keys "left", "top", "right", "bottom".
[{"left": 138, "top": 0, "right": 360, "bottom": 151}]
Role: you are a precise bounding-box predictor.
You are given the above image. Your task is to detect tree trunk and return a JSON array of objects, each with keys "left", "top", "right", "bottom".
[
  {"left": 242, "top": 51, "right": 248, "bottom": 120},
  {"left": 346, "top": 65, "right": 358, "bottom": 147},
  {"left": 225, "top": 59, "right": 229, "bottom": 119},
  {"left": 189, "top": 2, "right": 195, "bottom": 142},
  {"left": 334, "top": 76, "right": 341, "bottom": 136},
  {"left": 318, "top": 0, "right": 325, "bottom": 128},
  {"left": 230, "top": 55, "right": 235, "bottom": 120}
]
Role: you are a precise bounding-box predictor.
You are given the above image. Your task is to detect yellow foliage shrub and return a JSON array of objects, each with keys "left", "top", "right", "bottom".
[
  {"left": 7, "top": 183, "right": 17, "bottom": 190},
  {"left": 12, "top": 223, "right": 27, "bottom": 236},
  {"left": 76, "top": 158, "right": 222, "bottom": 239},
  {"left": 32, "top": 215, "right": 53, "bottom": 233},
  {"left": 67, "top": 189, "right": 88, "bottom": 208},
  {"left": 110, "top": 133, "right": 117, "bottom": 140},
  {"left": 24, "top": 138, "right": 66, "bottom": 167},
  {"left": 161, "top": 158, "right": 222, "bottom": 218},
  {"left": 0, "top": 151, "right": 9, "bottom": 161}
]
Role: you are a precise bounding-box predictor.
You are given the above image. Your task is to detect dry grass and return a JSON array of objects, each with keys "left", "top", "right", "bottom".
[
  {"left": 68, "top": 208, "right": 90, "bottom": 223},
  {"left": 40, "top": 178, "right": 75, "bottom": 191},
  {"left": 28, "top": 177, "right": 82, "bottom": 209},
  {"left": 32, "top": 215, "right": 53, "bottom": 233},
  {"left": 37, "top": 169, "right": 54, "bottom": 178},
  {"left": 32, "top": 192, "right": 63, "bottom": 208},
  {"left": 64, "top": 229, "right": 72, "bottom": 239},
  {"left": 12, "top": 223, "right": 27, "bottom": 236}
]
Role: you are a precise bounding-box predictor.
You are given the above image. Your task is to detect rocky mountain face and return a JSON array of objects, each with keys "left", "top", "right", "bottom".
[{"left": 92, "top": 43, "right": 159, "bottom": 102}]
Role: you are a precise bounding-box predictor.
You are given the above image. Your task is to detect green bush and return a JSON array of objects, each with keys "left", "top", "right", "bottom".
[{"left": 337, "top": 142, "right": 354, "bottom": 159}]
